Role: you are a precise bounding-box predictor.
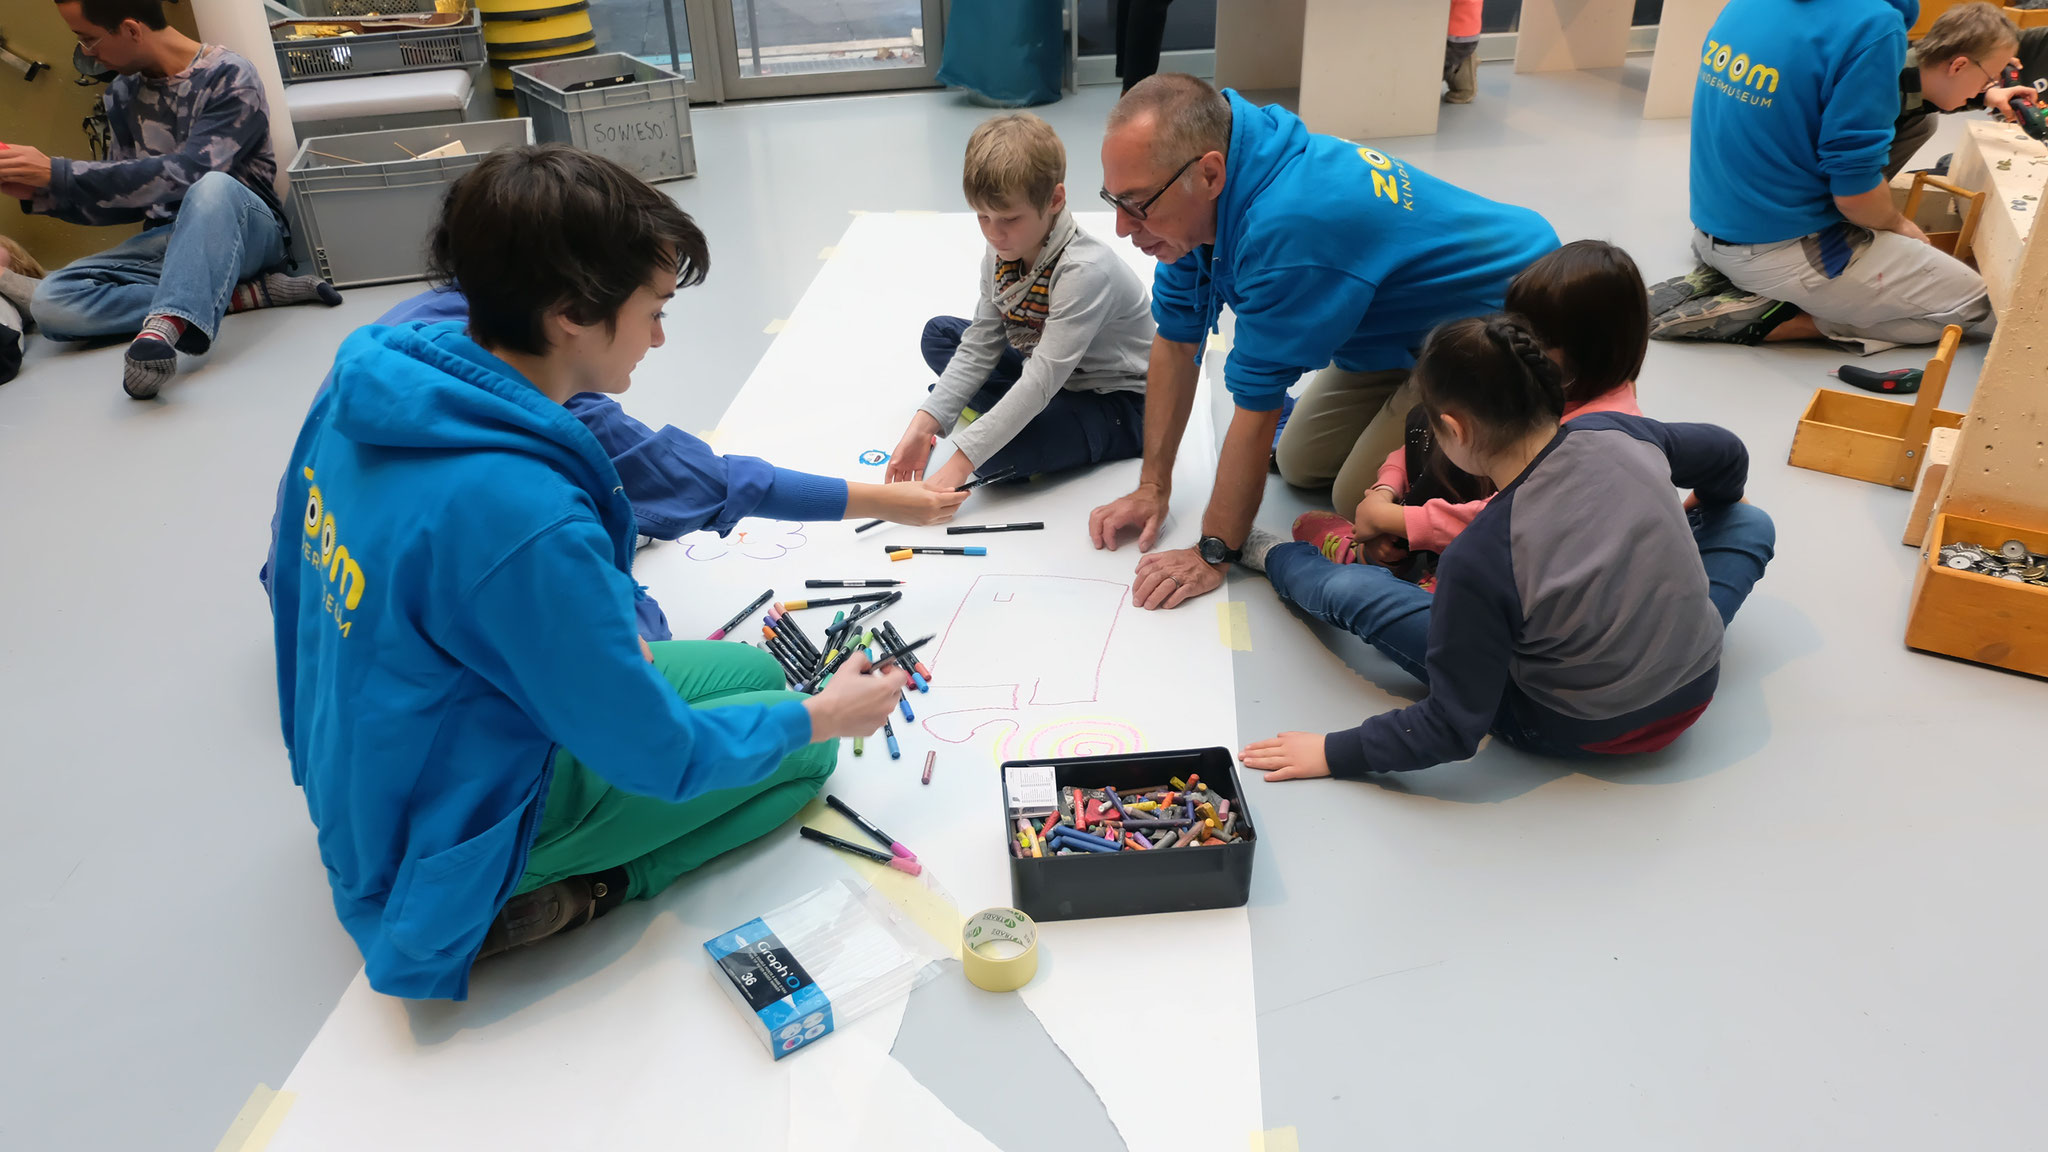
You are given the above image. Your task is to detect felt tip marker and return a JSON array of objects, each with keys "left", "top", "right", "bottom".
[
  {"left": 882, "top": 623, "right": 934, "bottom": 684},
  {"left": 885, "top": 545, "right": 986, "bottom": 556},
  {"left": 823, "top": 794, "right": 916, "bottom": 860},
  {"left": 874, "top": 634, "right": 934, "bottom": 673},
  {"left": 799, "top": 826, "right": 921, "bottom": 875},
  {"left": 708, "top": 589, "right": 774, "bottom": 640},
  {"left": 882, "top": 719, "right": 901, "bottom": 760},
  {"left": 779, "top": 592, "right": 894, "bottom": 611},
  {"left": 854, "top": 519, "right": 885, "bottom": 533},
  {"left": 897, "top": 691, "right": 914, "bottom": 722},
  {"left": 805, "top": 579, "right": 906, "bottom": 588},
  {"left": 945, "top": 522, "right": 1044, "bottom": 535},
  {"left": 954, "top": 466, "right": 1019, "bottom": 492}
]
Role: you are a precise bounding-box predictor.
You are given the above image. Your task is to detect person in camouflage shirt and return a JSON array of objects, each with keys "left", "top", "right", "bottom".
[{"left": 0, "top": 0, "right": 341, "bottom": 399}]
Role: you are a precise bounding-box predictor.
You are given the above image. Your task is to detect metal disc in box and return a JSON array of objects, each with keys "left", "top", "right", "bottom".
[
  {"left": 476, "top": 0, "right": 589, "bottom": 20},
  {"left": 482, "top": 9, "right": 593, "bottom": 53}
]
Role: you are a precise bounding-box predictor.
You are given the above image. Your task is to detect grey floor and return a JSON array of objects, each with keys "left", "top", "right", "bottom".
[{"left": 5, "top": 60, "right": 2045, "bottom": 1152}]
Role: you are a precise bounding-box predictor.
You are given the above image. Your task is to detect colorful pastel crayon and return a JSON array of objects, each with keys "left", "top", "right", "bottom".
[
  {"left": 854, "top": 736, "right": 864, "bottom": 757},
  {"left": 1049, "top": 827, "right": 1119, "bottom": 853},
  {"left": 920, "top": 750, "right": 935, "bottom": 785},
  {"left": 1104, "top": 788, "right": 1127, "bottom": 819}
]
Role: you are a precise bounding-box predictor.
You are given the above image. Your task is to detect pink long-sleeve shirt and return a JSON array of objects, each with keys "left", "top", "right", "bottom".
[{"left": 1374, "top": 383, "right": 1643, "bottom": 554}]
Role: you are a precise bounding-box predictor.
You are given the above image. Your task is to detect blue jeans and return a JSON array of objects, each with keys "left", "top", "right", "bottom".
[
  {"left": 1264, "top": 502, "right": 1776, "bottom": 754},
  {"left": 32, "top": 171, "right": 287, "bottom": 350},
  {"left": 920, "top": 315, "right": 1145, "bottom": 478}
]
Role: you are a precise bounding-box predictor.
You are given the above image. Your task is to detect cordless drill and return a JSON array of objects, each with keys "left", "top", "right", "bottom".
[{"left": 1997, "top": 62, "right": 2048, "bottom": 144}]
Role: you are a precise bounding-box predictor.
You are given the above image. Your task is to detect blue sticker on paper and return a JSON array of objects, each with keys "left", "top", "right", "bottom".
[{"left": 858, "top": 449, "right": 889, "bottom": 467}]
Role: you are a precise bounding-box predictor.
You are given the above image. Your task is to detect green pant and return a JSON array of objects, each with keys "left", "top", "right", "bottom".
[{"left": 515, "top": 641, "right": 837, "bottom": 901}]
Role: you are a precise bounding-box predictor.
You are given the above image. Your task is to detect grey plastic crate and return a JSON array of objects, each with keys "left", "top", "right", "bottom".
[
  {"left": 288, "top": 118, "right": 534, "bottom": 288},
  {"left": 272, "top": 9, "right": 484, "bottom": 82},
  {"left": 511, "top": 52, "right": 694, "bottom": 183},
  {"left": 295, "top": 0, "right": 440, "bottom": 16}
]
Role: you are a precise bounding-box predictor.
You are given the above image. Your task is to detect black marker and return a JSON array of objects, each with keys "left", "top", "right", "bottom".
[
  {"left": 824, "top": 794, "right": 916, "bottom": 860},
  {"left": 800, "top": 826, "right": 921, "bottom": 874},
  {"left": 779, "top": 592, "right": 895, "bottom": 610},
  {"left": 805, "top": 579, "right": 907, "bottom": 588},
  {"left": 854, "top": 519, "right": 886, "bottom": 533},
  {"left": 954, "top": 466, "right": 1019, "bottom": 492},
  {"left": 946, "top": 522, "right": 1044, "bottom": 535},
  {"left": 709, "top": 589, "right": 773, "bottom": 641},
  {"left": 886, "top": 545, "right": 985, "bottom": 556}
]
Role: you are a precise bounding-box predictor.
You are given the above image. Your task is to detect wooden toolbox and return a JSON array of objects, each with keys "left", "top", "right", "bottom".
[
  {"left": 1788, "top": 326, "right": 1964, "bottom": 490},
  {"left": 1906, "top": 514, "right": 2048, "bottom": 678}
]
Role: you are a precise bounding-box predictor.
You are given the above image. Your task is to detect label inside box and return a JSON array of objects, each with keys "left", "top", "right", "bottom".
[{"left": 1003, "top": 764, "right": 1058, "bottom": 817}]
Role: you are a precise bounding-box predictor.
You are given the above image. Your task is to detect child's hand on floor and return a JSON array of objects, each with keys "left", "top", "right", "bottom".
[
  {"left": 887, "top": 416, "right": 941, "bottom": 482},
  {"left": 1240, "top": 732, "right": 1331, "bottom": 781}
]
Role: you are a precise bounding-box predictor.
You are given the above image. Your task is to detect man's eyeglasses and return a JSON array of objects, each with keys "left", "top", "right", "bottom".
[
  {"left": 76, "top": 32, "right": 106, "bottom": 52},
  {"left": 1969, "top": 57, "right": 2006, "bottom": 91},
  {"left": 1099, "top": 155, "right": 1202, "bottom": 222}
]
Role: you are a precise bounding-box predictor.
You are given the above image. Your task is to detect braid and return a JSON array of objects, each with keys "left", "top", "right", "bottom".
[
  {"left": 1413, "top": 313, "right": 1569, "bottom": 459},
  {"left": 1484, "top": 317, "right": 1567, "bottom": 416}
]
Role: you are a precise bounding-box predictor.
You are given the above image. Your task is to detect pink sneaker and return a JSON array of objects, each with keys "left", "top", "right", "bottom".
[{"left": 1292, "top": 511, "right": 1360, "bottom": 563}]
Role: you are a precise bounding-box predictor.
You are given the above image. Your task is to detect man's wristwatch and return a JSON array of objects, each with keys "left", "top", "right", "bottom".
[{"left": 1197, "top": 535, "right": 1242, "bottom": 567}]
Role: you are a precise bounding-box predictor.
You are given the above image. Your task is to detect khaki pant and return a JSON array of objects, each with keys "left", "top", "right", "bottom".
[
  {"left": 1273, "top": 366, "right": 1418, "bottom": 517},
  {"left": 1691, "top": 227, "right": 1990, "bottom": 354}
]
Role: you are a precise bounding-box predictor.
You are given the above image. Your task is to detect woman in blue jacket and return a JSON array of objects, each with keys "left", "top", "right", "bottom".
[{"left": 269, "top": 146, "right": 909, "bottom": 1000}]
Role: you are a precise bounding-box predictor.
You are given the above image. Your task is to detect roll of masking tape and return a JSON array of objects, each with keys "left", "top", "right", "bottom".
[{"left": 961, "top": 907, "right": 1039, "bottom": 992}]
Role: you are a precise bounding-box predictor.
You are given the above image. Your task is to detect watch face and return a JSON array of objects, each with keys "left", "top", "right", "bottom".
[{"left": 1199, "top": 537, "right": 1227, "bottom": 564}]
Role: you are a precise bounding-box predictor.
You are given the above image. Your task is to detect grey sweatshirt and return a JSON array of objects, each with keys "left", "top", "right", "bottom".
[{"left": 919, "top": 224, "right": 1153, "bottom": 467}]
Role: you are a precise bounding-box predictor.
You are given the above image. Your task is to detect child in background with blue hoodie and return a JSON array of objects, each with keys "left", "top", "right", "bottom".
[{"left": 269, "top": 146, "right": 908, "bottom": 1000}]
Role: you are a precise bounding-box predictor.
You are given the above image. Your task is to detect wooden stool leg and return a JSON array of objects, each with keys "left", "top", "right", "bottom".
[{"left": 1890, "top": 325, "right": 1962, "bottom": 490}]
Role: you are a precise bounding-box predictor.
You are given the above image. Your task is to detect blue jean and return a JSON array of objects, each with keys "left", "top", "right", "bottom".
[
  {"left": 32, "top": 171, "right": 287, "bottom": 351},
  {"left": 1264, "top": 501, "right": 1776, "bottom": 753},
  {"left": 920, "top": 315, "right": 1145, "bottom": 478}
]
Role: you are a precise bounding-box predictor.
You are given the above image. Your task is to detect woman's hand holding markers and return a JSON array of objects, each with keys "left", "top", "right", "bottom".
[
  {"left": 803, "top": 654, "right": 910, "bottom": 740},
  {"left": 1240, "top": 732, "right": 1332, "bottom": 781}
]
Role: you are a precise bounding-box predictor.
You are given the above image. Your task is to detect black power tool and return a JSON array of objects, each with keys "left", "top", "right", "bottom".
[{"left": 1997, "top": 61, "right": 2048, "bottom": 144}]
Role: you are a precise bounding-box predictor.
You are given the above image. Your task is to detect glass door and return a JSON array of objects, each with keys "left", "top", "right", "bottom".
[
  {"left": 590, "top": 0, "right": 720, "bottom": 104},
  {"left": 709, "top": 0, "right": 945, "bottom": 99}
]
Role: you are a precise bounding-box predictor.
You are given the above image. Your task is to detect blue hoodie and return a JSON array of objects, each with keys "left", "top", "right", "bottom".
[
  {"left": 259, "top": 288, "right": 849, "bottom": 642},
  {"left": 1152, "top": 90, "right": 1559, "bottom": 411},
  {"left": 271, "top": 320, "right": 815, "bottom": 1000},
  {"left": 1690, "top": 0, "right": 1919, "bottom": 245}
]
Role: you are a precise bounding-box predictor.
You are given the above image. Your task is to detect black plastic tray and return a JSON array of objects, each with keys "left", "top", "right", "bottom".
[{"left": 1001, "top": 747, "right": 1256, "bottom": 921}]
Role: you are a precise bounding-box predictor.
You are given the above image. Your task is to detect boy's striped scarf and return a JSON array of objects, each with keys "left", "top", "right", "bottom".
[{"left": 990, "top": 208, "right": 1079, "bottom": 357}]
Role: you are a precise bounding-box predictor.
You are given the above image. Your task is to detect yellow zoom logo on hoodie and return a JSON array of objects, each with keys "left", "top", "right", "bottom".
[
  {"left": 1701, "top": 39, "right": 1780, "bottom": 94},
  {"left": 301, "top": 467, "right": 368, "bottom": 637},
  {"left": 1357, "top": 147, "right": 1415, "bottom": 212}
]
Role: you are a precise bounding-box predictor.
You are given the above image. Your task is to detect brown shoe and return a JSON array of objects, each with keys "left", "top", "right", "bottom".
[{"left": 477, "top": 878, "right": 597, "bottom": 960}]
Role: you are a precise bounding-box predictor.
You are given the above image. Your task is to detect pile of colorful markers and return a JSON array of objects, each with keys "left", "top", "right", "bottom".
[
  {"left": 707, "top": 582, "right": 937, "bottom": 763},
  {"left": 1013, "top": 774, "right": 1246, "bottom": 858}
]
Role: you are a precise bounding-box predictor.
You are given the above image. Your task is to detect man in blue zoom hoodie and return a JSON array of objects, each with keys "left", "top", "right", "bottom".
[
  {"left": 1675, "top": 0, "right": 1991, "bottom": 350},
  {"left": 1085, "top": 75, "right": 1559, "bottom": 612},
  {"left": 271, "top": 146, "right": 908, "bottom": 1000}
]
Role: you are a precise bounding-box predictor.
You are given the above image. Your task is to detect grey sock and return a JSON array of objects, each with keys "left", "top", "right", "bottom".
[
  {"left": 266, "top": 272, "right": 342, "bottom": 307},
  {"left": 0, "top": 269, "right": 38, "bottom": 315},
  {"left": 1240, "top": 526, "right": 1286, "bottom": 574},
  {"left": 123, "top": 337, "right": 176, "bottom": 399}
]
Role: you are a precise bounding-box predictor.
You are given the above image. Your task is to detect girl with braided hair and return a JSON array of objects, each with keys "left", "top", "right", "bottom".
[{"left": 1235, "top": 314, "right": 1776, "bottom": 780}]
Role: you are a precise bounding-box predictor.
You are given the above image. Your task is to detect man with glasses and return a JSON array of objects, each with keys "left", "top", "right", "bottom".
[
  {"left": 1653, "top": 0, "right": 1992, "bottom": 352},
  {"left": 0, "top": 0, "right": 337, "bottom": 400},
  {"left": 1087, "top": 73, "right": 1558, "bottom": 612}
]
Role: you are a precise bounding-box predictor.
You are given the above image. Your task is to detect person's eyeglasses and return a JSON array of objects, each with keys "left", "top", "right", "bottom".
[
  {"left": 1099, "top": 155, "right": 1202, "bottom": 222},
  {"left": 1970, "top": 57, "right": 2005, "bottom": 91},
  {"left": 76, "top": 33, "right": 105, "bottom": 52}
]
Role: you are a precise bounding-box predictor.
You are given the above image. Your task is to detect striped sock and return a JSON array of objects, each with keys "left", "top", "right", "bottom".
[
  {"left": 124, "top": 314, "right": 185, "bottom": 399},
  {"left": 228, "top": 273, "right": 342, "bottom": 313}
]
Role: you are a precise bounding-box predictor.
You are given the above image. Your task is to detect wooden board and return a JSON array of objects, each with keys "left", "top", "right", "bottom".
[
  {"left": 1299, "top": 0, "right": 1451, "bottom": 140},
  {"left": 1514, "top": 0, "right": 1633, "bottom": 74},
  {"left": 1213, "top": 0, "right": 1306, "bottom": 92},
  {"left": 1643, "top": 0, "right": 1728, "bottom": 119},
  {"left": 1937, "top": 174, "right": 2048, "bottom": 535},
  {"left": 1948, "top": 120, "right": 2047, "bottom": 317},
  {"left": 1904, "top": 427, "right": 1959, "bottom": 548}
]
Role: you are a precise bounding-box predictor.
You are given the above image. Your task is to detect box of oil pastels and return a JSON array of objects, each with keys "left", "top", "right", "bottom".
[{"left": 1000, "top": 746, "right": 1257, "bottom": 921}]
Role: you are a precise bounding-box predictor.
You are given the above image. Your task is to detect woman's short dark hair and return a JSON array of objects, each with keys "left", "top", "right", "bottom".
[
  {"left": 428, "top": 145, "right": 709, "bottom": 356},
  {"left": 1503, "top": 239, "right": 1648, "bottom": 408},
  {"left": 1414, "top": 314, "right": 1566, "bottom": 457},
  {"left": 70, "top": 0, "right": 171, "bottom": 33}
]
